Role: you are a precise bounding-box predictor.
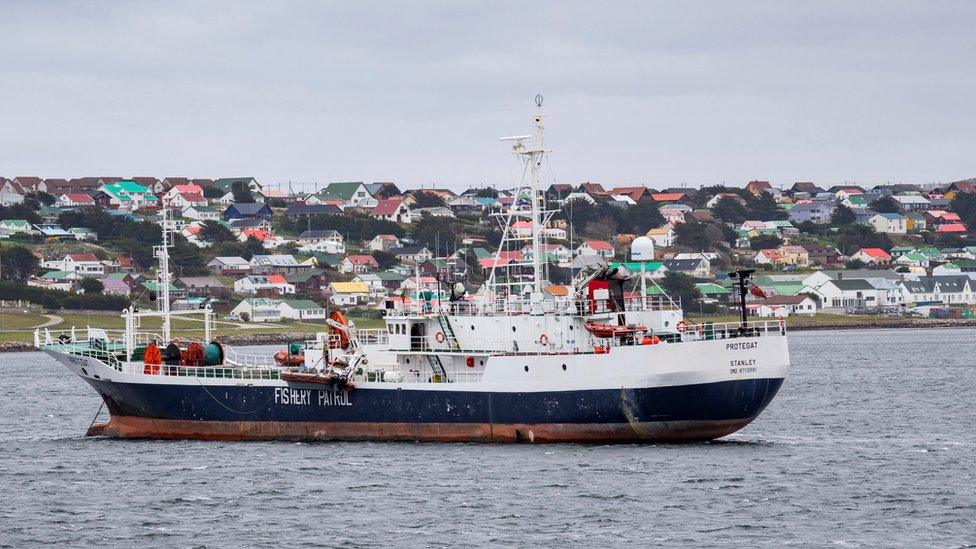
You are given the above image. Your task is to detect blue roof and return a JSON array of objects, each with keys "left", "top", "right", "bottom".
[{"left": 876, "top": 212, "right": 903, "bottom": 219}]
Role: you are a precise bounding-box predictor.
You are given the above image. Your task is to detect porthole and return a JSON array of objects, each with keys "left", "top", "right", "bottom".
[
  {"left": 479, "top": 360, "right": 484, "bottom": 366},
  {"left": 664, "top": 321, "right": 670, "bottom": 327},
  {"left": 569, "top": 325, "right": 574, "bottom": 331},
  {"left": 471, "top": 325, "right": 475, "bottom": 330},
  {"left": 524, "top": 365, "right": 529, "bottom": 372},
  {"left": 512, "top": 326, "right": 516, "bottom": 332},
  {"left": 405, "top": 358, "right": 410, "bottom": 364},
  {"left": 562, "top": 364, "right": 567, "bottom": 371}
]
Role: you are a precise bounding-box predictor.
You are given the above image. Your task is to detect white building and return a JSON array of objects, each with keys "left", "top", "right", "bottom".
[{"left": 230, "top": 298, "right": 283, "bottom": 323}]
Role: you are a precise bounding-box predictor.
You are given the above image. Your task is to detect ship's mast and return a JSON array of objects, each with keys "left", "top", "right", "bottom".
[
  {"left": 528, "top": 95, "right": 545, "bottom": 295},
  {"left": 154, "top": 202, "right": 176, "bottom": 341}
]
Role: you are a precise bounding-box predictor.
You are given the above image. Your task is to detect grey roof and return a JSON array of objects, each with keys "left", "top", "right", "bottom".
[
  {"left": 285, "top": 204, "right": 342, "bottom": 216},
  {"left": 901, "top": 276, "right": 971, "bottom": 294},
  {"left": 299, "top": 229, "right": 342, "bottom": 239},
  {"left": 820, "top": 269, "right": 901, "bottom": 280},
  {"left": 831, "top": 279, "right": 876, "bottom": 291},
  {"left": 226, "top": 203, "right": 269, "bottom": 215},
  {"left": 663, "top": 259, "right": 706, "bottom": 272}
]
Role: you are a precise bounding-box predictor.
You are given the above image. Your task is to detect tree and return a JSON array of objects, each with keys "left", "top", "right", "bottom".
[
  {"left": 410, "top": 216, "right": 462, "bottom": 253},
  {"left": 231, "top": 181, "right": 254, "bottom": 203},
  {"left": 619, "top": 201, "right": 665, "bottom": 234},
  {"left": 371, "top": 250, "right": 397, "bottom": 270},
  {"left": 659, "top": 272, "right": 702, "bottom": 311},
  {"left": 750, "top": 234, "right": 783, "bottom": 250},
  {"left": 79, "top": 278, "right": 104, "bottom": 294},
  {"left": 411, "top": 191, "right": 446, "bottom": 208},
  {"left": 674, "top": 219, "right": 727, "bottom": 251},
  {"left": 836, "top": 225, "right": 892, "bottom": 255},
  {"left": 200, "top": 223, "right": 237, "bottom": 244},
  {"left": 830, "top": 204, "right": 857, "bottom": 226},
  {"left": 711, "top": 196, "right": 749, "bottom": 224},
  {"left": 0, "top": 245, "right": 39, "bottom": 282},
  {"left": 950, "top": 192, "right": 976, "bottom": 221},
  {"left": 26, "top": 191, "right": 56, "bottom": 206},
  {"left": 203, "top": 186, "right": 225, "bottom": 199},
  {"left": 474, "top": 187, "right": 499, "bottom": 198},
  {"left": 870, "top": 196, "right": 901, "bottom": 214},
  {"left": 746, "top": 192, "right": 787, "bottom": 221}
]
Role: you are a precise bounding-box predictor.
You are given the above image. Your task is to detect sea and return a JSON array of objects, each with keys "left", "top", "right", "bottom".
[{"left": 1, "top": 328, "right": 974, "bottom": 548}]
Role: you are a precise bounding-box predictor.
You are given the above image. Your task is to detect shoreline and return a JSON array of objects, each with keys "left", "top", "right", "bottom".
[{"left": 5, "top": 320, "right": 974, "bottom": 353}]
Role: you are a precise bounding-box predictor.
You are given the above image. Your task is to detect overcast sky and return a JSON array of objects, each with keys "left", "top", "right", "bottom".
[{"left": 1, "top": 1, "right": 974, "bottom": 192}]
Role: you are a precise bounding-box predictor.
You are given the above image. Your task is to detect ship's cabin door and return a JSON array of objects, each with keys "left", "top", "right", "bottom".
[{"left": 410, "top": 323, "right": 426, "bottom": 351}]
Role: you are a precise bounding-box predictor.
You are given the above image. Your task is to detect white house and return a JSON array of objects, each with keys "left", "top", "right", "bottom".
[
  {"left": 328, "top": 281, "right": 371, "bottom": 306},
  {"left": 868, "top": 213, "right": 907, "bottom": 235},
  {"left": 900, "top": 276, "right": 975, "bottom": 305},
  {"left": 748, "top": 295, "right": 818, "bottom": 317},
  {"left": 296, "top": 230, "right": 345, "bottom": 254},
  {"left": 55, "top": 193, "right": 96, "bottom": 208},
  {"left": 43, "top": 253, "right": 104, "bottom": 277},
  {"left": 230, "top": 298, "right": 283, "bottom": 323},
  {"left": 277, "top": 299, "right": 328, "bottom": 321},
  {"left": 576, "top": 240, "right": 615, "bottom": 259},
  {"left": 372, "top": 197, "right": 413, "bottom": 224},
  {"left": 233, "top": 275, "right": 296, "bottom": 295},
  {"left": 182, "top": 205, "right": 221, "bottom": 221},
  {"left": 368, "top": 234, "right": 401, "bottom": 252},
  {"left": 646, "top": 224, "right": 676, "bottom": 248}
]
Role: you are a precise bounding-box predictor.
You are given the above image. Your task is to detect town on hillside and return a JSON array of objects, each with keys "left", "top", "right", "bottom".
[{"left": 2, "top": 175, "right": 976, "bottom": 322}]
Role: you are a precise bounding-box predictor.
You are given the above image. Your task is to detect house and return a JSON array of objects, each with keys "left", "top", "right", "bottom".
[
  {"left": 177, "top": 277, "right": 230, "bottom": 298},
  {"left": 43, "top": 253, "right": 104, "bottom": 277},
  {"left": 803, "top": 245, "right": 843, "bottom": 267},
  {"left": 788, "top": 202, "right": 834, "bottom": 224},
  {"left": 98, "top": 180, "right": 158, "bottom": 210},
  {"left": 390, "top": 246, "right": 434, "bottom": 265},
  {"left": 651, "top": 193, "right": 688, "bottom": 205},
  {"left": 340, "top": 254, "right": 380, "bottom": 274},
  {"left": 224, "top": 202, "right": 273, "bottom": 221},
  {"left": 576, "top": 240, "right": 615, "bottom": 259},
  {"left": 748, "top": 295, "right": 818, "bottom": 317},
  {"left": 328, "top": 281, "right": 372, "bottom": 306},
  {"left": 162, "top": 183, "right": 205, "bottom": 201},
  {"left": 55, "top": 193, "right": 95, "bottom": 208},
  {"left": 297, "top": 230, "right": 345, "bottom": 254},
  {"left": 789, "top": 182, "right": 826, "bottom": 196},
  {"left": 101, "top": 278, "right": 132, "bottom": 297},
  {"left": 182, "top": 205, "right": 221, "bottom": 221},
  {"left": 285, "top": 271, "right": 328, "bottom": 294},
  {"left": 277, "top": 299, "right": 328, "bottom": 321},
  {"left": 284, "top": 203, "right": 343, "bottom": 219},
  {"left": 230, "top": 298, "right": 282, "bottom": 323},
  {"left": 214, "top": 177, "right": 263, "bottom": 195},
  {"left": 850, "top": 248, "right": 892, "bottom": 267},
  {"left": 935, "top": 223, "right": 967, "bottom": 234},
  {"left": 801, "top": 278, "right": 881, "bottom": 311},
  {"left": 745, "top": 180, "right": 773, "bottom": 196},
  {"left": 207, "top": 256, "right": 252, "bottom": 276},
  {"left": 923, "top": 210, "right": 962, "bottom": 226},
  {"left": 900, "top": 276, "right": 975, "bottom": 305},
  {"left": 891, "top": 194, "right": 931, "bottom": 212},
  {"left": 367, "top": 234, "right": 402, "bottom": 252},
  {"left": 413, "top": 206, "right": 456, "bottom": 218},
  {"left": 315, "top": 182, "right": 375, "bottom": 208},
  {"left": 256, "top": 189, "right": 289, "bottom": 204},
  {"left": 754, "top": 249, "right": 784, "bottom": 266},
  {"left": 905, "top": 212, "right": 927, "bottom": 232},
  {"left": 233, "top": 275, "right": 296, "bottom": 295},
  {"left": 0, "top": 219, "right": 34, "bottom": 237},
  {"left": 352, "top": 273, "right": 386, "bottom": 295},
  {"left": 249, "top": 254, "right": 303, "bottom": 275},
  {"left": 372, "top": 197, "right": 413, "bottom": 224},
  {"left": 867, "top": 212, "right": 907, "bottom": 234},
  {"left": 168, "top": 192, "right": 208, "bottom": 209},
  {"left": 662, "top": 258, "right": 710, "bottom": 278}
]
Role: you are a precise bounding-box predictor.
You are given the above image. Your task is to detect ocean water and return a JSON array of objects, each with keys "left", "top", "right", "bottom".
[{"left": 1, "top": 328, "right": 974, "bottom": 547}]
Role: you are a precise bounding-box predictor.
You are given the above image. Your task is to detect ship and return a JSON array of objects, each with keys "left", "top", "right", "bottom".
[{"left": 36, "top": 99, "right": 789, "bottom": 443}]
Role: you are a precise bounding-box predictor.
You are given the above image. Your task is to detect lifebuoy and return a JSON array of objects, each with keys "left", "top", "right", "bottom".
[
  {"left": 435, "top": 331, "right": 446, "bottom": 343},
  {"left": 676, "top": 320, "right": 689, "bottom": 333},
  {"left": 539, "top": 333, "right": 549, "bottom": 346}
]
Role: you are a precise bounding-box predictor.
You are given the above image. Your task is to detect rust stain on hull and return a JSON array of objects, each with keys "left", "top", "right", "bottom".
[{"left": 89, "top": 415, "right": 755, "bottom": 443}]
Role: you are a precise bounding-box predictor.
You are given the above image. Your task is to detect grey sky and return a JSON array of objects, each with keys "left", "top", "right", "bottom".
[{"left": 1, "top": 1, "right": 974, "bottom": 192}]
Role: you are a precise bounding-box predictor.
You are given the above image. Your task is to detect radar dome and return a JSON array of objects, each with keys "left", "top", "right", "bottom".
[{"left": 630, "top": 236, "right": 655, "bottom": 261}]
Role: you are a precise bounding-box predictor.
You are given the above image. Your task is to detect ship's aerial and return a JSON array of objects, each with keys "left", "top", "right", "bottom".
[{"left": 36, "top": 99, "right": 790, "bottom": 443}]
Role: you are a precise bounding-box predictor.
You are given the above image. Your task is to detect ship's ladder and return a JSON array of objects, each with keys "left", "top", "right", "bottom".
[
  {"left": 436, "top": 314, "right": 461, "bottom": 351},
  {"left": 426, "top": 354, "right": 449, "bottom": 382}
]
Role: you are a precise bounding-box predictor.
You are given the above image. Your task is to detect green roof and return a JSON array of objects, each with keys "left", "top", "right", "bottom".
[
  {"left": 41, "top": 270, "right": 70, "bottom": 280},
  {"left": 0, "top": 219, "right": 30, "bottom": 228},
  {"left": 375, "top": 271, "right": 405, "bottom": 281},
  {"left": 318, "top": 182, "right": 364, "bottom": 201},
  {"left": 282, "top": 299, "right": 324, "bottom": 310},
  {"left": 142, "top": 281, "right": 179, "bottom": 292},
  {"left": 104, "top": 272, "right": 130, "bottom": 280},
  {"left": 766, "top": 282, "right": 804, "bottom": 296},
  {"left": 694, "top": 283, "right": 730, "bottom": 295},
  {"left": 611, "top": 261, "right": 665, "bottom": 272},
  {"left": 285, "top": 271, "right": 324, "bottom": 283},
  {"left": 311, "top": 252, "right": 341, "bottom": 267}
]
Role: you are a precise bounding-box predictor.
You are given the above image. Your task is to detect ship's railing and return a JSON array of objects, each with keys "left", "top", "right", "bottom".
[
  {"left": 386, "top": 295, "right": 680, "bottom": 318},
  {"left": 114, "top": 360, "right": 282, "bottom": 380},
  {"left": 374, "top": 319, "right": 785, "bottom": 355}
]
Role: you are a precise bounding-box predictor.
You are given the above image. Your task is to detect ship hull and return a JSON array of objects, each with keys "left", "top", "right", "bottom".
[{"left": 82, "top": 377, "right": 783, "bottom": 443}]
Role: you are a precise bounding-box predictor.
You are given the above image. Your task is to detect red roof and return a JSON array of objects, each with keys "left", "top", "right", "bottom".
[
  {"left": 584, "top": 240, "right": 614, "bottom": 251},
  {"left": 857, "top": 248, "right": 891, "bottom": 259},
  {"left": 935, "top": 223, "right": 967, "bottom": 233},
  {"left": 64, "top": 193, "right": 94, "bottom": 203},
  {"left": 478, "top": 258, "right": 511, "bottom": 269},
  {"left": 345, "top": 255, "right": 379, "bottom": 266},
  {"left": 180, "top": 192, "right": 205, "bottom": 202},
  {"left": 267, "top": 274, "right": 288, "bottom": 284},
  {"left": 373, "top": 197, "right": 405, "bottom": 216},
  {"left": 241, "top": 229, "right": 270, "bottom": 241},
  {"left": 68, "top": 253, "right": 99, "bottom": 262},
  {"left": 171, "top": 184, "right": 203, "bottom": 194},
  {"left": 496, "top": 251, "right": 524, "bottom": 261}
]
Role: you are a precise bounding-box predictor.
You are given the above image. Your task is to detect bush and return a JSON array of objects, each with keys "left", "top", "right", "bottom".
[{"left": 0, "top": 281, "right": 130, "bottom": 311}]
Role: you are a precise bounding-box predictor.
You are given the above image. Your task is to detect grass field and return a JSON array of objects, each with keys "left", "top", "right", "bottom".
[{"left": 685, "top": 312, "right": 929, "bottom": 329}]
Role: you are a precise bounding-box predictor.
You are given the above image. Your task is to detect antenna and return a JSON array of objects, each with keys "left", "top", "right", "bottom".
[{"left": 535, "top": 94, "right": 544, "bottom": 108}]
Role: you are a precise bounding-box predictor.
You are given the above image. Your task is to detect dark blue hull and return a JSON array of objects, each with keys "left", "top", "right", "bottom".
[{"left": 85, "top": 377, "right": 784, "bottom": 442}]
